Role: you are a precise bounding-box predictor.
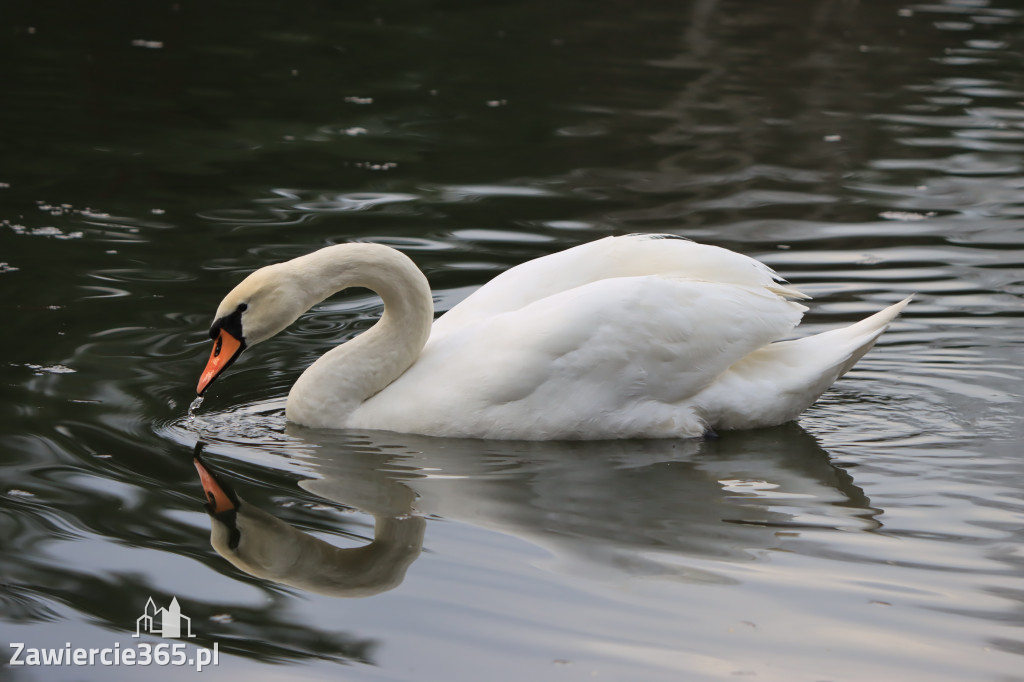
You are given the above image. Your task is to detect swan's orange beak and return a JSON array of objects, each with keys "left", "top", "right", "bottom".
[
  {"left": 197, "top": 329, "right": 244, "bottom": 396},
  {"left": 194, "top": 452, "right": 238, "bottom": 514}
]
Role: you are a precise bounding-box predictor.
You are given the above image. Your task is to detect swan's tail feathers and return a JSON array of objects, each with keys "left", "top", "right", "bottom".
[
  {"left": 699, "top": 296, "right": 911, "bottom": 430},
  {"left": 798, "top": 295, "right": 912, "bottom": 377}
]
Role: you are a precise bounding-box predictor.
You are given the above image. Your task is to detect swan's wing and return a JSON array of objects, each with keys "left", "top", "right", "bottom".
[
  {"left": 352, "top": 275, "right": 806, "bottom": 439},
  {"left": 432, "top": 234, "right": 807, "bottom": 338}
]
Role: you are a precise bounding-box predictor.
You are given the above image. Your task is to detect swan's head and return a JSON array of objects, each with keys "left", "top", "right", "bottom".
[{"left": 197, "top": 262, "right": 310, "bottom": 395}]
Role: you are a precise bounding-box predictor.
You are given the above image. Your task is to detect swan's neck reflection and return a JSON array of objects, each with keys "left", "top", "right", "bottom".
[{"left": 195, "top": 453, "right": 424, "bottom": 598}]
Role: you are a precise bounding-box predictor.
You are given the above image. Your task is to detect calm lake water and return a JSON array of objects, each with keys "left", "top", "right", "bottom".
[{"left": 2, "top": 0, "right": 1023, "bottom": 680}]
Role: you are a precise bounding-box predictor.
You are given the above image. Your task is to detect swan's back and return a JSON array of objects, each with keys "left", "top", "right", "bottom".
[{"left": 431, "top": 234, "right": 808, "bottom": 338}]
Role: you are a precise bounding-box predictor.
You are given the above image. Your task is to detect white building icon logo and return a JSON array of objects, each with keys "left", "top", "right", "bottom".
[{"left": 133, "top": 597, "right": 195, "bottom": 639}]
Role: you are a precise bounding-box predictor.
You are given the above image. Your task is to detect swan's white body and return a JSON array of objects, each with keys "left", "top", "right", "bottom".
[{"left": 203, "top": 235, "right": 909, "bottom": 440}]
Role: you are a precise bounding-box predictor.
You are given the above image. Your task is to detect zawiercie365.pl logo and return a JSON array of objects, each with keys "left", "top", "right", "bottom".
[{"left": 9, "top": 596, "right": 220, "bottom": 672}]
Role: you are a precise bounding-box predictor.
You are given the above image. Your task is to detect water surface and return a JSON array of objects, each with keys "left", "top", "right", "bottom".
[{"left": 2, "top": 1, "right": 1023, "bottom": 680}]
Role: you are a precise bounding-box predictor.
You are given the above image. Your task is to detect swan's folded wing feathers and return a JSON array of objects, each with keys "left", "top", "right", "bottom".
[{"left": 432, "top": 234, "right": 809, "bottom": 338}]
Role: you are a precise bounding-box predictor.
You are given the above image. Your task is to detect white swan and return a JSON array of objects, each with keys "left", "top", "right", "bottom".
[{"left": 196, "top": 234, "right": 909, "bottom": 439}]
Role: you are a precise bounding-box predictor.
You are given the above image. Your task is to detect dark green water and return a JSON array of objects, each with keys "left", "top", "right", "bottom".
[{"left": 2, "top": 1, "right": 1023, "bottom": 680}]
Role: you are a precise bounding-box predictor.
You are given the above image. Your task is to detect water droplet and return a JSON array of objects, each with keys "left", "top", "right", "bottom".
[{"left": 188, "top": 396, "right": 204, "bottom": 423}]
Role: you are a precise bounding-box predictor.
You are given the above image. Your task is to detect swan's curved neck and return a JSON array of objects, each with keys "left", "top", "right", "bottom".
[{"left": 284, "top": 244, "right": 434, "bottom": 428}]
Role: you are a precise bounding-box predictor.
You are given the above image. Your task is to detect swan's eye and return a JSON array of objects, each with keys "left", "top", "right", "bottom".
[{"left": 237, "top": 303, "right": 248, "bottom": 313}]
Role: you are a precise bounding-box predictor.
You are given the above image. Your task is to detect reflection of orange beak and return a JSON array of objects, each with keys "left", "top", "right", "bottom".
[
  {"left": 196, "top": 329, "right": 244, "bottom": 396},
  {"left": 194, "top": 455, "right": 238, "bottom": 514}
]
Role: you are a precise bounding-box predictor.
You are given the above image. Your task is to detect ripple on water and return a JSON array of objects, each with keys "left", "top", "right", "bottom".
[
  {"left": 159, "top": 398, "right": 317, "bottom": 471},
  {"left": 196, "top": 190, "right": 421, "bottom": 229}
]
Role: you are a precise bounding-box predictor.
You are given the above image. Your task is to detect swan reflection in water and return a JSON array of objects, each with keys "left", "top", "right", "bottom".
[
  {"left": 192, "top": 423, "right": 878, "bottom": 596},
  {"left": 194, "top": 442, "right": 425, "bottom": 598}
]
